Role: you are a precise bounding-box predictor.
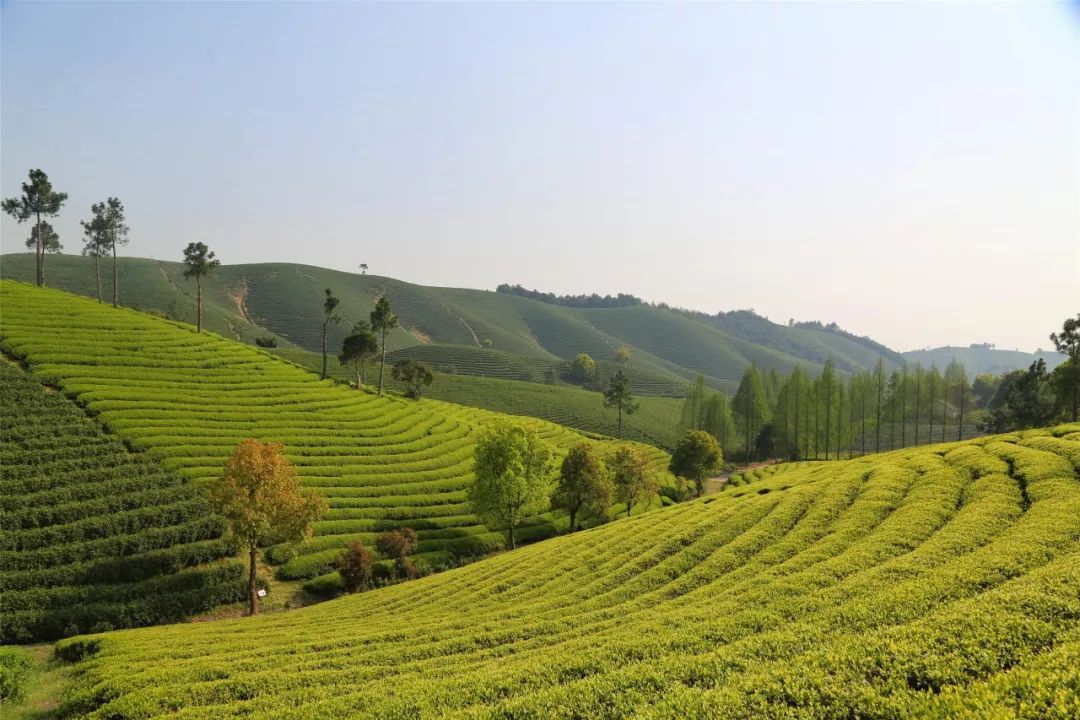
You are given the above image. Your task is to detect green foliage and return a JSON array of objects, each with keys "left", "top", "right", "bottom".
[
  {"left": 181, "top": 242, "right": 220, "bottom": 332},
  {"left": 391, "top": 359, "right": 434, "bottom": 399},
  {"left": 607, "top": 444, "right": 658, "bottom": 517},
  {"left": 468, "top": 421, "right": 554, "bottom": 549},
  {"left": 0, "top": 363, "right": 241, "bottom": 643},
  {"left": 2, "top": 169, "right": 68, "bottom": 287},
  {"left": 338, "top": 322, "right": 378, "bottom": 389},
  {"left": 986, "top": 359, "right": 1062, "bottom": 432},
  {"left": 52, "top": 424, "right": 1080, "bottom": 718},
  {"left": 26, "top": 221, "right": 62, "bottom": 254},
  {"left": 552, "top": 443, "right": 612, "bottom": 530},
  {"left": 0, "top": 646, "right": 32, "bottom": 703},
  {"left": 337, "top": 541, "right": 374, "bottom": 593},
  {"left": 1050, "top": 314, "right": 1080, "bottom": 421},
  {"left": 733, "top": 365, "right": 770, "bottom": 461},
  {"left": 602, "top": 369, "right": 638, "bottom": 438},
  {"left": 569, "top": 353, "right": 596, "bottom": 383},
  {"left": 668, "top": 430, "right": 722, "bottom": 496},
  {"left": 371, "top": 296, "right": 399, "bottom": 396}
]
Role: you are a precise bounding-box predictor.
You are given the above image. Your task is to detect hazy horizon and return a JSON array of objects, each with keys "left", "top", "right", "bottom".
[{"left": 3, "top": 1, "right": 1077, "bottom": 353}]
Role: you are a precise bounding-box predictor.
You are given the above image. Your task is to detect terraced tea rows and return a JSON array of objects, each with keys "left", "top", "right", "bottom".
[
  {"left": 0, "top": 363, "right": 243, "bottom": 643},
  {"left": 54, "top": 424, "right": 1080, "bottom": 718},
  {"left": 0, "top": 282, "right": 673, "bottom": 582}
]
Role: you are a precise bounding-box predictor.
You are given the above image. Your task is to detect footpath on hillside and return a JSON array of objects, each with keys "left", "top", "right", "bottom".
[{"left": 703, "top": 461, "right": 776, "bottom": 494}]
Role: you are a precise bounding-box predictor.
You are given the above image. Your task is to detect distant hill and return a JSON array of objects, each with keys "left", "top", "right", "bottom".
[
  {"left": 902, "top": 346, "right": 1066, "bottom": 376},
  {"left": 2, "top": 253, "right": 906, "bottom": 396}
]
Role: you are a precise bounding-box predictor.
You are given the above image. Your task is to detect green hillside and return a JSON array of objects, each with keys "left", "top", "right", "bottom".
[
  {"left": 0, "top": 281, "right": 674, "bottom": 584},
  {"left": 0, "top": 363, "right": 243, "bottom": 643},
  {"left": 2, "top": 253, "right": 906, "bottom": 396},
  {"left": 903, "top": 345, "right": 1067, "bottom": 376},
  {"left": 52, "top": 424, "right": 1080, "bottom": 719}
]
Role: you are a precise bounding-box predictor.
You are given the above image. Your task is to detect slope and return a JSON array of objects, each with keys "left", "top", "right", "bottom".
[
  {"left": 0, "top": 363, "right": 243, "bottom": 643},
  {"left": 53, "top": 423, "right": 1080, "bottom": 718},
  {"left": 903, "top": 345, "right": 1068, "bottom": 376},
  {"left": 0, "top": 281, "right": 674, "bottom": 583}
]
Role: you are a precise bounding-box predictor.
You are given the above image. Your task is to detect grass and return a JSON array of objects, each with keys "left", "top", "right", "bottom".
[
  {"left": 0, "top": 280, "right": 674, "bottom": 585},
  {"left": 0, "top": 645, "right": 73, "bottom": 720},
  {"left": 48, "top": 422, "right": 1080, "bottom": 718}
]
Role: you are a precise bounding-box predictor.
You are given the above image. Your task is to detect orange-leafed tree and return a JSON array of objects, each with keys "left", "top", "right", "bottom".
[{"left": 209, "top": 439, "right": 327, "bottom": 615}]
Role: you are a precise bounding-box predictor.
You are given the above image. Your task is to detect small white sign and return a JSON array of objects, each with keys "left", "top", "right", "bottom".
[{"left": 257, "top": 589, "right": 267, "bottom": 598}]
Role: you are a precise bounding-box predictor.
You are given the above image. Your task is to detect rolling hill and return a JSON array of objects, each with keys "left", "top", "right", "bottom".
[
  {"left": 2, "top": 253, "right": 912, "bottom": 395},
  {"left": 52, "top": 423, "right": 1080, "bottom": 719},
  {"left": 903, "top": 345, "right": 1067, "bottom": 377},
  {"left": 0, "top": 281, "right": 675, "bottom": 586}
]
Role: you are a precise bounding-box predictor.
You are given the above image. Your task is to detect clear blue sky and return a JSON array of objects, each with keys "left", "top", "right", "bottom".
[{"left": 2, "top": 1, "right": 1077, "bottom": 352}]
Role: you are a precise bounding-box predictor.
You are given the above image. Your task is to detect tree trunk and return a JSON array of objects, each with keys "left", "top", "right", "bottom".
[
  {"left": 196, "top": 275, "right": 203, "bottom": 333},
  {"left": 355, "top": 359, "right": 362, "bottom": 390},
  {"left": 378, "top": 326, "right": 387, "bottom": 397},
  {"left": 569, "top": 507, "right": 578, "bottom": 532},
  {"left": 321, "top": 321, "right": 328, "bottom": 379},
  {"left": 957, "top": 386, "right": 965, "bottom": 442},
  {"left": 35, "top": 212, "right": 43, "bottom": 286},
  {"left": 248, "top": 545, "right": 258, "bottom": 616},
  {"left": 111, "top": 243, "right": 118, "bottom": 307},
  {"left": 626, "top": 501, "right": 632, "bottom": 518},
  {"left": 506, "top": 526, "right": 515, "bottom": 550},
  {"left": 94, "top": 255, "right": 102, "bottom": 303},
  {"left": 617, "top": 402, "right": 623, "bottom": 439}
]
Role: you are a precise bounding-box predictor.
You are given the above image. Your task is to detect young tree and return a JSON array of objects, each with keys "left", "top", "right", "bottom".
[
  {"left": 986, "top": 359, "right": 1059, "bottom": 431},
  {"left": 702, "top": 391, "right": 736, "bottom": 458},
  {"left": 208, "top": 439, "right": 327, "bottom": 615},
  {"left": 733, "top": 365, "right": 769, "bottom": 462},
  {"left": 392, "top": 359, "right": 435, "bottom": 399},
  {"left": 603, "top": 369, "right": 638, "bottom": 439},
  {"left": 181, "top": 242, "right": 221, "bottom": 333},
  {"left": 359, "top": 263, "right": 368, "bottom": 275},
  {"left": 339, "top": 322, "right": 379, "bottom": 389},
  {"left": 320, "top": 289, "right": 341, "bottom": 379},
  {"left": 569, "top": 353, "right": 596, "bottom": 384},
  {"left": 972, "top": 374, "right": 1001, "bottom": 408},
  {"left": 468, "top": 421, "right": 554, "bottom": 550},
  {"left": 873, "top": 358, "right": 886, "bottom": 453},
  {"left": 80, "top": 204, "right": 108, "bottom": 302},
  {"left": 669, "top": 430, "right": 722, "bottom": 497},
  {"left": 376, "top": 528, "right": 419, "bottom": 578},
  {"left": 1050, "top": 314, "right": 1080, "bottom": 421},
  {"left": 371, "top": 296, "right": 399, "bottom": 397},
  {"left": 680, "top": 374, "right": 708, "bottom": 433},
  {"left": 945, "top": 359, "right": 971, "bottom": 441},
  {"left": 100, "top": 197, "right": 129, "bottom": 308},
  {"left": 24, "top": 222, "right": 63, "bottom": 285},
  {"left": 552, "top": 443, "right": 612, "bottom": 530},
  {"left": 337, "top": 541, "right": 375, "bottom": 593},
  {"left": 2, "top": 169, "right": 68, "bottom": 287},
  {"left": 614, "top": 345, "right": 632, "bottom": 364},
  {"left": 607, "top": 444, "right": 657, "bottom": 517}
]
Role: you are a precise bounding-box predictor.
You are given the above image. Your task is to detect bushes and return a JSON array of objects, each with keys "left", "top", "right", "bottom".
[{"left": 0, "top": 646, "right": 32, "bottom": 702}]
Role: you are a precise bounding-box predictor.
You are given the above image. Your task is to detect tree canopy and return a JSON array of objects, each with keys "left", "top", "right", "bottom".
[
  {"left": 552, "top": 443, "right": 612, "bottom": 530},
  {"left": 2, "top": 168, "right": 68, "bottom": 287},
  {"left": 181, "top": 242, "right": 221, "bottom": 333},
  {"left": 392, "top": 359, "right": 435, "bottom": 399},
  {"left": 669, "top": 430, "right": 722, "bottom": 497},
  {"left": 606, "top": 444, "right": 657, "bottom": 517}
]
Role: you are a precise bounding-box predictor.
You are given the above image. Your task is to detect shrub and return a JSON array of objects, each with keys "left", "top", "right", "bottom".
[
  {"left": 0, "top": 646, "right": 32, "bottom": 703},
  {"left": 337, "top": 541, "right": 375, "bottom": 593}
]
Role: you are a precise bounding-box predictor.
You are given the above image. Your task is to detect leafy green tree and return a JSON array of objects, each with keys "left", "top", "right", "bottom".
[
  {"left": 552, "top": 443, "right": 612, "bottom": 530},
  {"left": 1050, "top": 314, "right": 1080, "bottom": 421},
  {"left": 468, "top": 421, "right": 554, "bottom": 549},
  {"left": 392, "top": 359, "right": 435, "bottom": 399},
  {"left": 2, "top": 169, "right": 68, "bottom": 287},
  {"left": 680, "top": 374, "right": 708, "bottom": 433},
  {"left": 986, "top": 359, "right": 1058, "bottom": 432},
  {"left": 569, "top": 353, "right": 596, "bottom": 384},
  {"left": 320, "top": 289, "right": 341, "bottom": 379},
  {"left": 945, "top": 359, "right": 971, "bottom": 441},
  {"left": 972, "top": 374, "right": 1000, "bottom": 409},
  {"left": 872, "top": 358, "right": 887, "bottom": 453},
  {"left": 208, "top": 439, "right": 327, "bottom": 615},
  {"left": 606, "top": 444, "right": 656, "bottom": 517},
  {"left": 337, "top": 541, "right": 375, "bottom": 593},
  {"left": 702, "top": 391, "right": 736, "bottom": 458},
  {"left": 371, "top": 296, "right": 399, "bottom": 397},
  {"left": 24, "top": 222, "right": 63, "bottom": 285},
  {"left": 602, "top": 369, "right": 638, "bottom": 439},
  {"left": 669, "top": 430, "right": 722, "bottom": 497},
  {"left": 339, "top": 322, "right": 378, "bottom": 389},
  {"left": 80, "top": 203, "right": 109, "bottom": 302},
  {"left": 98, "top": 198, "right": 128, "bottom": 308},
  {"left": 614, "top": 346, "right": 632, "bottom": 364},
  {"left": 181, "top": 242, "right": 220, "bottom": 333},
  {"left": 733, "top": 366, "right": 769, "bottom": 462}
]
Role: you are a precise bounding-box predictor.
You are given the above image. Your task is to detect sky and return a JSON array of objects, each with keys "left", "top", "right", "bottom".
[{"left": 2, "top": 1, "right": 1078, "bottom": 353}]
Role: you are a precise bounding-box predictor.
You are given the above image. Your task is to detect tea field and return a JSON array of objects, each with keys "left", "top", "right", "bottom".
[
  {"left": 0, "top": 363, "right": 243, "bottom": 643},
  {"left": 49, "top": 423, "right": 1080, "bottom": 718},
  {"left": 0, "top": 281, "right": 674, "bottom": 585}
]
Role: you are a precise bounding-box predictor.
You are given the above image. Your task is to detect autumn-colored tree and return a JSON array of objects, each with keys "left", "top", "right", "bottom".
[
  {"left": 552, "top": 443, "right": 613, "bottom": 530},
  {"left": 606, "top": 444, "right": 657, "bottom": 517},
  {"left": 669, "top": 430, "right": 722, "bottom": 497},
  {"left": 614, "top": 345, "right": 632, "bottom": 364},
  {"left": 376, "top": 528, "right": 419, "bottom": 578},
  {"left": 208, "top": 439, "right": 327, "bottom": 615},
  {"left": 337, "top": 541, "right": 375, "bottom": 593}
]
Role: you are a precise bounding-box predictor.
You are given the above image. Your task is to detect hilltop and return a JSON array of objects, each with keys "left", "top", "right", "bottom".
[
  {"left": 903, "top": 344, "right": 1067, "bottom": 377},
  {"left": 51, "top": 423, "right": 1080, "bottom": 718}
]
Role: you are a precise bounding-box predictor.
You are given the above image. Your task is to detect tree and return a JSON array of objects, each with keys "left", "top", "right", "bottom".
[
  {"left": 680, "top": 374, "right": 708, "bottom": 433},
  {"left": 945, "top": 359, "right": 971, "bottom": 442},
  {"left": 607, "top": 444, "right": 656, "bottom": 517},
  {"left": 320, "top": 289, "right": 341, "bottom": 379},
  {"left": 359, "top": 263, "right": 368, "bottom": 275},
  {"left": 376, "top": 528, "right": 419, "bottom": 578},
  {"left": 337, "top": 541, "right": 375, "bottom": 593},
  {"left": 25, "top": 222, "right": 62, "bottom": 285},
  {"left": 208, "top": 439, "right": 327, "bottom": 615},
  {"left": 181, "top": 242, "right": 221, "bottom": 333},
  {"left": 80, "top": 203, "right": 109, "bottom": 302},
  {"left": 602, "top": 369, "right": 638, "bottom": 439},
  {"left": 371, "top": 296, "right": 399, "bottom": 397},
  {"left": 1050, "top": 314, "right": 1080, "bottom": 421},
  {"left": 99, "top": 198, "right": 128, "bottom": 308},
  {"left": 614, "top": 346, "right": 632, "bottom": 364},
  {"left": 392, "top": 359, "right": 435, "bottom": 399},
  {"left": 2, "top": 169, "right": 67, "bottom": 287},
  {"left": 702, "top": 391, "right": 736, "bottom": 458},
  {"left": 986, "top": 360, "right": 1059, "bottom": 432},
  {"left": 972, "top": 374, "right": 1001, "bottom": 409},
  {"left": 669, "top": 430, "right": 722, "bottom": 497},
  {"left": 552, "top": 443, "right": 612, "bottom": 530},
  {"left": 733, "top": 366, "right": 769, "bottom": 462},
  {"left": 339, "top": 322, "right": 379, "bottom": 389},
  {"left": 569, "top": 353, "right": 596, "bottom": 384},
  {"left": 468, "top": 421, "right": 554, "bottom": 550},
  {"left": 873, "top": 359, "right": 886, "bottom": 453}
]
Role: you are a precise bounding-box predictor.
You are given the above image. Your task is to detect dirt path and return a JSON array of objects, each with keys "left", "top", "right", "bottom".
[{"left": 704, "top": 461, "right": 776, "bottom": 494}]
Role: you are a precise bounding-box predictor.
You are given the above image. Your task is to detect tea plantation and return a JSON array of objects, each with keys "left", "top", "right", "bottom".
[
  {"left": 49, "top": 424, "right": 1080, "bottom": 718},
  {"left": 0, "top": 363, "right": 243, "bottom": 643},
  {"left": 0, "top": 281, "right": 674, "bottom": 584}
]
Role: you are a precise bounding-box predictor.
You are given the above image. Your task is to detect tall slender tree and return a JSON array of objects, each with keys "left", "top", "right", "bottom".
[
  {"left": 913, "top": 365, "right": 923, "bottom": 446},
  {"left": 181, "top": 242, "right": 221, "bottom": 333},
  {"left": 1050, "top": 314, "right": 1080, "bottom": 422},
  {"left": 733, "top": 366, "right": 769, "bottom": 462},
  {"left": 370, "top": 296, "right": 398, "bottom": 397},
  {"left": 25, "top": 222, "right": 63, "bottom": 285},
  {"left": 320, "top": 289, "right": 341, "bottom": 379},
  {"left": 80, "top": 204, "right": 109, "bottom": 302},
  {"left": 821, "top": 360, "right": 836, "bottom": 460},
  {"left": 98, "top": 197, "right": 129, "bottom": 307},
  {"left": 2, "top": 169, "right": 67, "bottom": 287},
  {"left": 603, "top": 369, "right": 638, "bottom": 439},
  {"left": 873, "top": 359, "right": 886, "bottom": 453}
]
